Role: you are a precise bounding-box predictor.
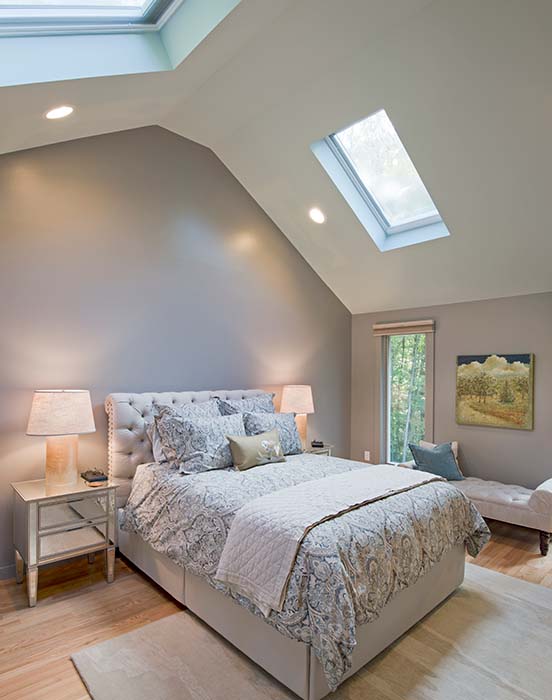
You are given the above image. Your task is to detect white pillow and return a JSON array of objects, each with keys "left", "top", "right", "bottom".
[{"left": 529, "top": 478, "right": 552, "bottom": 515}]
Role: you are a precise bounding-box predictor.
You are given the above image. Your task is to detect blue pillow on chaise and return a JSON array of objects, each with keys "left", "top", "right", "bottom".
[{"left": 408, "top": 442, "right": 464, "bottom": 481}]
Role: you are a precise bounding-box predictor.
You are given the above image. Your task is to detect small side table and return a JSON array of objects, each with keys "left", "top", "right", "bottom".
[
  {"left": 305, "top": 444, "right": 334, "bottom": 457},
  {"left": 12, "top": 477, "right": 118, "bottom": 607}
]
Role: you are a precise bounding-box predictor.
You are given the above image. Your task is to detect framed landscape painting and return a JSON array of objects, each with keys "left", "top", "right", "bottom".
[{"left": 456, "top": 354, "right": 534, "bottom": 430}]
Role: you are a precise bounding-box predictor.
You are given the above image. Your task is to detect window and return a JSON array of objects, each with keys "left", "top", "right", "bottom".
[
  {"left": 0, "top": 0, "right": 176, "bottom": 27},
  {"left": 387, "top": 334, "right": 427, "bottom": 463},
  {"left": 310, "top": 110, "right": 450, "bottom": 251},
  {"left": 330, "top": 110, "right": 440, "bottom": 232},
  {"left": 373, "top": 320, "right": 434, "bottom": 463}
]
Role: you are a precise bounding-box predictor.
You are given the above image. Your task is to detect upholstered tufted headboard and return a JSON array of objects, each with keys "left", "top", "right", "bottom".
[{"left": 105, "top": 389, "right": 266, "bottom": 483}]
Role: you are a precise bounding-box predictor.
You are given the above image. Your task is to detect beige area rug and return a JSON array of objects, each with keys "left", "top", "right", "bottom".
[{"left": 72, "top": 563, "right": 552, "bottom": 700}]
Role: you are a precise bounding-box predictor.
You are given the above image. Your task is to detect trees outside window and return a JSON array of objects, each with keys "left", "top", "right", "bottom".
[{"left": 387, "top": 333, "right": 426, "bottom": 463}]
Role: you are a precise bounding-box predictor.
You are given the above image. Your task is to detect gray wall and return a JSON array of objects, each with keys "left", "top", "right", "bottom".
[
  {"left": 351, "top": 293, "right": 552, "bottom": 487},
  {"left": 0, "top": 126, "right": 351, "bottom": 577}
]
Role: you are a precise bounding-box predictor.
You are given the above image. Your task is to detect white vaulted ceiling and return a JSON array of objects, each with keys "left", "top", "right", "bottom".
[{"left": 2, "top": 0, "right": 552, "bottom": 313}]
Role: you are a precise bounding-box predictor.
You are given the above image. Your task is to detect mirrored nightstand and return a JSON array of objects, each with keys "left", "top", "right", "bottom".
[
  {"left": 12, "top": 477, "right": 118, "bottom": 607},
  {"left": 305, "top": 444, "right": 334, "bottom": 457}
]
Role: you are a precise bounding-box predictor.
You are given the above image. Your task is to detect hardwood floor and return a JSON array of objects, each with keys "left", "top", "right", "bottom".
[
  {"left": 1, "top": 521, "right": 551, "bottom": 699},
  {"left": 465, "top": 519, "right": 552, "bottom": 587},
  {"left": 0, "top": 556, "right": 181, "bottom": 699}
]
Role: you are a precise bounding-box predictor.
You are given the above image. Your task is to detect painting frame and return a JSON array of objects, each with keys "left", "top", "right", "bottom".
[{"left": 455, "top": 353, "right": 534, "bottom": 430}]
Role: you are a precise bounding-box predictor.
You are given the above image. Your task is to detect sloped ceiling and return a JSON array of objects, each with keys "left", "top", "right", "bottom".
[{"left": 2, "top": 0, "right": 552, "bottom": 313}]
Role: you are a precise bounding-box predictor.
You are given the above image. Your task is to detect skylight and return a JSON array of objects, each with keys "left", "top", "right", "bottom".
[
  {"left": 311, "top": 109, "right": 450, "bottom": 251},
  {"left": 329, "top": 109, "right": 441, "bottom": 233},
  {"left": 0, "top": 0, "right": 177, "bottom": 30}
]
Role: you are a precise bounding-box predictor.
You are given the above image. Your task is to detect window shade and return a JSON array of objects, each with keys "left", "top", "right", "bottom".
[{"left": 372, "top": 319, "right": 435, "bottom": 337}]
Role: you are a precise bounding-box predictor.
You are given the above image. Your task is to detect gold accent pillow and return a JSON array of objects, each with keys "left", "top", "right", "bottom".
[{"left": 227, "top": 428, "right": 286, "bottom": 471}]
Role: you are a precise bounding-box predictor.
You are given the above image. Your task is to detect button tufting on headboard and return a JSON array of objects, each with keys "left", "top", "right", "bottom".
[{"left": 104, "top": 389, "right": 266, "bottom": 483}]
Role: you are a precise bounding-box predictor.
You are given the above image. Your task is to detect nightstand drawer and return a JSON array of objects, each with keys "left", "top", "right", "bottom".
[
  {"left": 39, "top": 524, "right": 107, "bottom": 561},
  {"left": 39, "top": 493, "right": 108, "bottom": 531}
]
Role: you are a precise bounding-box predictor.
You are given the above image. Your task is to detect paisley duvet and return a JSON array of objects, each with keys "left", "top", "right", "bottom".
[{"left": 120, "top": 453, "right": 490, "bottom": 690}]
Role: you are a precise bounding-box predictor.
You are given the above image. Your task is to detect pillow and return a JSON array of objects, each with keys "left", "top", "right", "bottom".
[
  {"left": 529, "top": 478, "right": 552, "bottom": 515},
  {"left": 217, "top": 394, "right": 275, "bottom": 416},
  {"left": 419, "top": 440, "right": 460, "bottom": 467},
  {"left": 227, "top": 429, "right": 286, "bottom": 471},
  {"left": 146, "top": 422, "right": 166, "bottom": 463},
  {"left": 409, "top": 442, "right": 464, "bottom": 481},
  {"left": 147, "top": 400, "right": 221, "bottom": 463},
  {"left": 243, "top": 412, "right": 302, "bottom": 456},
  {"left": 400, "top": 441, "right": 461, "bottom": 472},
  {"left": 154, "top": 408, "right": 245, "bottom": 474}
]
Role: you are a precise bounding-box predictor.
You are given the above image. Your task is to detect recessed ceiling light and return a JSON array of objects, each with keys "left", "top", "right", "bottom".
[
  {"left": 45, "top": 105, "right": 74, "bottom": 120},
  {"left": 309, "top": 207, "right": 326, "bottom": 224}
]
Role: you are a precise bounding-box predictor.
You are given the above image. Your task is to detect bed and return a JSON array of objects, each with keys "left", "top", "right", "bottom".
[{"left": 105, "top": 389, "right": 489, "bottom": 700}]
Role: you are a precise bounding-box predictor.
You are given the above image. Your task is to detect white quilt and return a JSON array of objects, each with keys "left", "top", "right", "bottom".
[{"left": 215, "top": 464, "right": 442, "bottom": 615}]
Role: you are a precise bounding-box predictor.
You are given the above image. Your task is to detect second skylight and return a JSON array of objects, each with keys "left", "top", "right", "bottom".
[{"left": 0, "top": 0, "right": 174, "bottom": 25}]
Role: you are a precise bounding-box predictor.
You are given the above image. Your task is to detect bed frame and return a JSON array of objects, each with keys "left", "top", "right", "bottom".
[{"left": 106, "top": 390, "right": 466, "bottom": 700}]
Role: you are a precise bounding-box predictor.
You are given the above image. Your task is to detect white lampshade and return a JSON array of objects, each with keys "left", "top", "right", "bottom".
[
  {"left": 26, "top": 390, "right": 96, "bottom": 436},
  {"left": 280, "top": 385, "right": 314, "bottom": 415}
]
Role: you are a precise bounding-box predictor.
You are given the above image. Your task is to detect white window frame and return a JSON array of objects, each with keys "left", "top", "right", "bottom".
[
  {"left": 374, "top": 320, "right": 435, "bottom": 464},
  {"left": 0, "top": 0, "right": 184, "bottom": 36},
  {"left": 325, "top": 134, "right": 442, "bottom": 236},
  {"left": 310, "top": 113, "right": 450, "bottom": 252}
]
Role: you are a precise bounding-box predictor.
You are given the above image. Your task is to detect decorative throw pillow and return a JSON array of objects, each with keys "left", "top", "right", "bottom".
[
  {"left": 409, "top": 442, "right": 464, "bottom": 481},
  {"left": 216, "top": 393, "right": 275, "bottom": 416},
  {"left": 147, "top": 400, "right": 221, "bottom": 463},
  {"left": 154, "top": 408, "right": 245, "bottom": 474},
  {"left": 227, "top": 429, "right": 286, "bottom": 471},
  {"left": 243, "top": 412, "right": 302, "bottom": 456},
  {"left": 418, "top": 440, "right": 462, "bottom": 474}
]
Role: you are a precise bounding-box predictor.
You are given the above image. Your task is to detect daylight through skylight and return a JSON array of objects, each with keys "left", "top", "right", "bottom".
[
  {"left": 330, "top": 109, "right": 440, "bottom": 232},
  {"left": 0, "top": 0, "right": 173, "bottom": 24}
]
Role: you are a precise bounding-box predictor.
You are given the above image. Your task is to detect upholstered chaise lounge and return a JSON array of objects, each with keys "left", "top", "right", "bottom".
[
  {"left": 453, "top": 477, "right": 552, "bottom": 555},
  {"left": 401, "top": 442, "right": 552, "bottom": 555}
]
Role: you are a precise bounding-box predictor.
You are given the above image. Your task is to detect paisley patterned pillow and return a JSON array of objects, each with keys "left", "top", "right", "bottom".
[
  {"left": 216, "top": 393, "right": 275, "bottom": 416},
  {"left": 145, "top": 422, "right": 166, "bottom": 463},
  {"left": 148, "top": 400, "right": 221, "bottom": 463},
  {"left": 243, "top": 412, "right": 302, "bottom": 456},
  {"left": 154, "top": 408, "right": 245, "bottom": 474}
]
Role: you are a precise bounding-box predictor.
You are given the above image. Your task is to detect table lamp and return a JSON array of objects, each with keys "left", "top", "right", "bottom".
[
  {"left": 280, "top": 385, "right": 314, "bottom": 449},
  {"left": 26, "top": 390, "right": 96, "bottom": 487}
]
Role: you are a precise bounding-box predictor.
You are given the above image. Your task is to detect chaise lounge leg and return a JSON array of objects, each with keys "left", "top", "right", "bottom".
[{"left": 539, "top": 531, "right": 550, "bottom": 556}]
